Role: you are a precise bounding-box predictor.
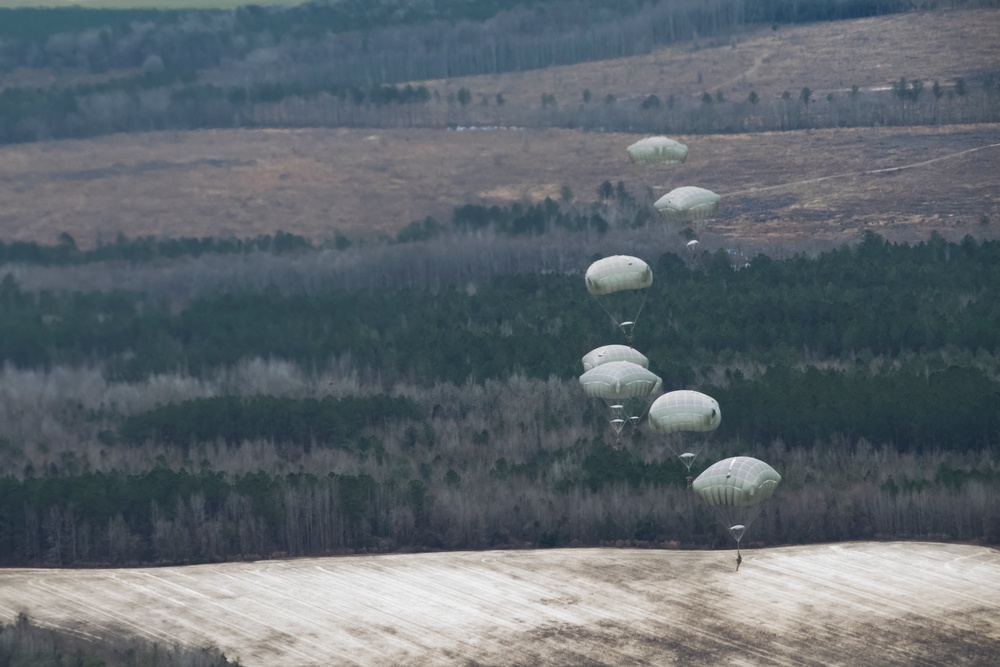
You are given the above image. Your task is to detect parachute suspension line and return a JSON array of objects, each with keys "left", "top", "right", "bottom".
[
  {"left": 592, "top": 296, "right": 628, "bottom": 344},
  {"left": 623, "top": 290, "right": 650, "bottom": 346},
  {"left": 589, "top": 288, "right": 649, "bottom": 347}
]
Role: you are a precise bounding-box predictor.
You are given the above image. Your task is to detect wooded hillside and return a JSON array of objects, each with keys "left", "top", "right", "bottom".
[{"left": 0, "top": 2, "right": 997, "bottom": 570}]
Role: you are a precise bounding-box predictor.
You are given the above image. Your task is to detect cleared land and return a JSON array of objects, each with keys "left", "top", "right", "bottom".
[
  {"left": 0, "top": 542, "right": 997, "bottom": 666},
  {"left": 1, "top": 9, "right": 999, "bottom": 250},
  {"left": 1, "top": 124, "right": 998, "bottom": 252},
  {"left": 423, "top": 8, "right": 1000, "bottom": 114}
]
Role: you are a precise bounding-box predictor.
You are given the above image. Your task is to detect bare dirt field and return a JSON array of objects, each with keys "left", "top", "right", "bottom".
[
  {"left": 1, "top": 542, "right": 997, "bottom": 666},
  {"left": 1, "top": 9, "right": 998, "bottom": 252}
]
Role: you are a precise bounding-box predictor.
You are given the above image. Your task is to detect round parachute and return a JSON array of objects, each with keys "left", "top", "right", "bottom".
[
  {"left": 626, "top": 136, "right": 688, "bottom": 165},
  {"left": 584, "top": 255, "right": 653, "bottom": 344},
  {"left": 653, "top": 186, "right": 721, "bottom": 223},
  {"left": 581, "top": 344, "right": 649, "bottom": 372},
  {"left": 692, "top": 456, "right": 781, "bottom": 557},
  {"left": 579, "top": 360, "right": 662, "bottom": 444},
  {"left": 647, "top": 390, "right": 721, "bottom": 472}
]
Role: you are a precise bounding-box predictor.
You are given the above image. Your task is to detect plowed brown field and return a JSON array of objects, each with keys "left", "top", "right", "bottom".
[{"left": 1, "top": 542, "right": 998, "bottom": 666}]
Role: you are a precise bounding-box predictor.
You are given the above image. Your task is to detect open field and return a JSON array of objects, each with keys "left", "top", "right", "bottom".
[
  {"left": 2, "top": 124, "right": 998, "bottom": 251},
  {"left": 419, "top": 8, "right": 1000, "bottom": 116},
  {"left": 1, "top": 542, "right": 998, "bottom": 666}
]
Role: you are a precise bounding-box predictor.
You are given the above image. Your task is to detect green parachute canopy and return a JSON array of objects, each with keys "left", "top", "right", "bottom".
[
  {"left": 579, "top": 360, "right": 662, "bottom": 441},
  {"left": 693, "top": 456, "right": 781, "bottom": 547},
  {"left": 653, "top": 186, "right": 721, "bottom": 222},
  {"left": 626, "top": 136, "right": 688, "bottom": 165},
  {"left": 585, "top": 255, "right": 653, "bottom": 344},
  {"left": 647, "top": 390, "right": 721, "bottom": 472},
  {"left": 581, "top": 344, "right": 649, "bottom": 372}
]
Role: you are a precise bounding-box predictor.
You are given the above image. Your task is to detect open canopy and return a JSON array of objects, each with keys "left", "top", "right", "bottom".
[
  {"left": 581, "top": 344, "right": 649, "bottom": 372},
  {"left": 653, "top": 186, "right": 721, "bottom": 222},
  {"left": 626, "top": 136, "right": 688, "bottom": 165},
  {"left": 692, "top": 456, "right": 782, "bottom": 545}
]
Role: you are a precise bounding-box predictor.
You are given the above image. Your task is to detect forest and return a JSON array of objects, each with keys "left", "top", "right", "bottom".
[
  {"left": 1, "top": 208, "right": 999, "bottom": 566},
  {"left": 0, "top": 0, "right": 996, "bottom": 568}
]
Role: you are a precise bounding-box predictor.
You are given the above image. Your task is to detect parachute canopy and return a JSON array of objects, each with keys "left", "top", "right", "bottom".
[
  {"left": 585, "top": 255, "right": 653, "bottom": 344},
  {"left": 581, "top": 344, "right": 649, "bottom": 372},
  {"left": 579, "top": 361, "right": 662, "bottom": 400},
  {"left": 648, "top": 390, "right": 721, "bottom": 435},
  {"left": 692, "top": 456, "right": 781, "bottom": 548},
  {"left": 692, "top": 456, "right": 781, "bottom": 508},
  {"left": 585, "top": 255, "right": 652, "bottom": 296},
  {"left": 579, "top": 361, "right": 662, "bottom": 438},
  {"left": 648, "top": 390, "right": 720, "bottom": 472},
  {"left": 626, "top": 136, "right": 688, "bottom": 165},
  {"left": 653, "top": 186, "right": 721, "bottom": 222}
]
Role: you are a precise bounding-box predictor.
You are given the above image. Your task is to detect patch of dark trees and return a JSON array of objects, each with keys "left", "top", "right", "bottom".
[
  {"left": 3, "top": 230, "right": 1000, "bottom": 389},
  {"left": 0, "top": 612, "right": 239, "bottom": 667}
]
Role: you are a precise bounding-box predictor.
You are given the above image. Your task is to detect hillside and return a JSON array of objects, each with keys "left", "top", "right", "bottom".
[
  {"left": 1, "top": 124, "right": 997, "bottom": 251},
  {"left": 1, "top": 8, "right": 998, "bottom": 250},
  {"left": 1, "top": 542, "right": 998, "bottom": 666}
]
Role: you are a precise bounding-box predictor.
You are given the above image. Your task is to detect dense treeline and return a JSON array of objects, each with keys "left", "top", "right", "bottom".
[
  {"left": 3, "top": 1, "right": 996, "bottom": 142},
  {"left": 0, "top": 612, "right": 239, "bottom": 667},
  {"left": 118, "top": 394, "right": 425, "bottom": 450},
  {"left": 0, "top": 1, "right": 923, "bottom": 70},
  {"left": 712, "top": 364, "right": 1000, "bottom": 452},
  {"left": 1, "top": 439, "right": 997, "bottom": 566},
  {"left": 0, "top": 230, "right": 319, "bottom": 266},
  {"left": 0, "top": 197, "right": 619, "bottom": 266},
  {"left": 2, "top": 57, "right": 996, "bottom": 143},
  {"left": 3, "top": 232, "right": 1000, "bottom": 385},
  {"left": 1, "top": 230, "right": 999, "bottom": 565}
]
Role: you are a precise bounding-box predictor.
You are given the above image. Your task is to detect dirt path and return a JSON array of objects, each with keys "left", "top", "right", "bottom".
[{"left": 723, "top": 141, "right": 1000, "bottom": 198}]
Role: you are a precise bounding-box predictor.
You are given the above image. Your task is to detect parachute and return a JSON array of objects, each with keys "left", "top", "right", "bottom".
[
  {"left": 585, "top": 255, "right": 653, "bottom": 344},
  {"left": 647, "top": 390, "right": 721, "bottom": 473},
  {"left": 581, "top": 344, "right": 649, "bottom": 372},
  {"left": 626, "top": 136, "right": 688, "bottom": 165},
  {"left": 692, "top": 456, "right": 781, "bottom": 560},
  {"left": 653, "top": 186, "right": 721, "bottom": 223},
  {"left": 579, "top": 360, "right": 662, "bottom": 445}
]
